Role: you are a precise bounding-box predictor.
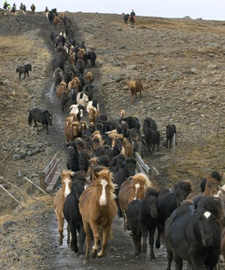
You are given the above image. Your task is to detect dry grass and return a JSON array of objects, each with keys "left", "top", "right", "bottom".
[
  {"left": 0, "top": 195, "right": 53, "bottom": 226},
  {"left": 165, "top": 136, "right": 225, "bottom": 188}
]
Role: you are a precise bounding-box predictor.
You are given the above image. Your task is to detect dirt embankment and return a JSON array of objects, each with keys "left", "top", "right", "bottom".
[{"left": 0, "top": 9, "right": 225, "bottom": 270}]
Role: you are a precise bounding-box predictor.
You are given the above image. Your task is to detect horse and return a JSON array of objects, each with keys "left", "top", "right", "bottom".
[
  {"left": 30, "top": 4, "right": 35, "bottom": 14},
  {"left": 123, "top": 14, "right": 129, "bottom": 23},
  {"left": 118, "top": 173, "right": 153, "bottom": 230},
  {"left": 16, "top": 64, "right": 32, "bottom": 79},
  {"left": 113, "top": 157, "right": 136, "bottom": 216},
  {"left": 166, "top": 124, "right": 177, "bottom": 148},
  {"left": 127, "top": 187, "right": 159, "bottom": 259},
  {"left": 28, "top": 108, "right": 52, "bottom": 134},
  {"left": 79, "top": 169, "right": 117, "bottom": 263},
  {"left": 54, "top": 170, "right": 74, "bottom": 245},
  {"left": 63, "top": 170, "right": 88, "bottom": 256},
  {"left": 165, "top": 196, "right": 223, "bottom": 270},
  {"left": 156, "top": 180, "right": 192, "bottom": 249}
]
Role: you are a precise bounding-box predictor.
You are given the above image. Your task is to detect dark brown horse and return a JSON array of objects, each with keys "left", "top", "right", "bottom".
[{"left": 79, "top": 169, "right": 117, "bottom": 263}]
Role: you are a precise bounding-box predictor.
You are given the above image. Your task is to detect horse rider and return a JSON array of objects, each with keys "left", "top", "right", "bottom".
[
  {"left": 129, "top": 10, "right": 136, "bottom": 26},
  {"left": 131, "top": 9, "right": 136, "bottom": 17}
]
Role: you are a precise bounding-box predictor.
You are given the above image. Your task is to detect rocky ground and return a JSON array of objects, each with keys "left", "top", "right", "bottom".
[{"left": 0, "top": 8, "right": 225, "bottom": 270}]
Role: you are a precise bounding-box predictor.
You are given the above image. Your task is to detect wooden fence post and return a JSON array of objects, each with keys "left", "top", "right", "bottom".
[
  {"left": 39, "top": 171, "right": 46, "bottom": 191},
  {"left": 216, "top": 113, "right": 221, "bottom": 138}
]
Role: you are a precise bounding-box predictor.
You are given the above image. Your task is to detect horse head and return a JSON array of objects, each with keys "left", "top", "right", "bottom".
[
  {"left": 144, "top": 187, "right": 159, "bottom": 218},
  {"left": 44, "top": 110, "right": 52, "bottom": 125},
  {"left": 175, "top": 180, "right": 192, "bottom": 206},
  {"left": 204, "top": 176, "right": 220, "bottom": 196},
  {"left": 61, "top": 170, "right": 74, "bottom": 197},
  {"left": 196, "top": 196, "right": 223, "bottom": 247}
]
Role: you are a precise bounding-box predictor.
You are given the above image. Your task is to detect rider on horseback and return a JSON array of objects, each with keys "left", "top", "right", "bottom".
[{"left": 129, "top": 10, "right": 136, "bottom": 25}]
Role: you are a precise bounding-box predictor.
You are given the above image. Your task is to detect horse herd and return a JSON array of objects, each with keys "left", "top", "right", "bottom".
[{"left": 22, "top": 9, "right": 225, "bottom": 269}]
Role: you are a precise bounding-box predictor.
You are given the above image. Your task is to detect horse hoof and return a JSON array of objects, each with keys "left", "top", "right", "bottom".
[
  {"left": 155, "top": 241, "right": 160, "bottom": 249},
  {"left": 97, "top": 251, "right": 104, "bottom": 258},
  {"left": 74, "top": 246, "right": 78, "bottom": 253},
  {"left": 91, "top": 250, "right": 97, "bottom": 259}
]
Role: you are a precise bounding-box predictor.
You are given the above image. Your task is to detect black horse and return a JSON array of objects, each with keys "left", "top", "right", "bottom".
[
  {"left": 123, "top": 14, "right": 129, "bottom": 23},
  {"left": 63, "top": 171, "right": 87, "bottom": 256},
  {"left": 127, "top": 187, "right": 159, "bottom": 259},
  {"left": 16, "top": 64, "right": 32, "bottom": 79},
  {"left": 165, "top": 196, "right": 222, "bottom": 270},
  {"left": 156, "top": 180, "right": 192, "bottom": 249},
  {"left": 28, "top": 108, "right": 52, "bottom": 134}
]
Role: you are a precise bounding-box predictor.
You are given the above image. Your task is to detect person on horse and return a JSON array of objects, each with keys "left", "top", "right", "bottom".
[{"left": 129, "top": 10, "right": 136, "bottom": 25}]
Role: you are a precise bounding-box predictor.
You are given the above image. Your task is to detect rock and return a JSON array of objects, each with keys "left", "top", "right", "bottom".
[{"left": 3, "top": 220, "right": 17, "bottom": 229}]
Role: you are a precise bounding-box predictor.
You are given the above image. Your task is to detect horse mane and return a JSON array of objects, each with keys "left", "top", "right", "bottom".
[
  {"left": 132, "top": 173, "right": 153, "bottom": 187},
  {"left": 194, "top": 195, "right": 223, "bottom": 220},
  {"left": 211, "top": 171, "right": 222, "bottom": 182},
  {"left": 72, "top": 170, "right": 87, "bottom": 183},
  {"left": 175, "top": 180, "right": 192, "bottom": 194},
  {"left": 145, "top": 187, "right": 159, "bottom": 198}
]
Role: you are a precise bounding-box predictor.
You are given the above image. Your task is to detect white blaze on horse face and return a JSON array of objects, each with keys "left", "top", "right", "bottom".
[
  {"left": 134, "top": 183, "right": 140, "bottom": 200},
  {"left": 99, "top": 179, "right": 108, "bottom": 206},
  {"left": 64, "top": 178, "right": 71, "bottom": 197},
  {"left": 80, "top": 109, "right": 83, "bottom": 118},
  {"left": 204, "top": 211, "right": 211, "bottom": 219}
]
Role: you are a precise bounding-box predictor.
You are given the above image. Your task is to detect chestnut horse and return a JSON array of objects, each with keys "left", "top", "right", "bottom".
[
  {"left": 79, "top": 169, "right": 117, "bottom": 263},
  {"left": 118, "top": 173, "right": 153, "bottom": 230},
  {"left": 54, "top": 170, "right": 74, "bottom": 245}
]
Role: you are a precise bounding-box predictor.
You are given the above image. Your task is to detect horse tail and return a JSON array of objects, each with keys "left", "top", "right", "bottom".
[
  {"left": 28, "top": 111, "right": 32, "bottom": 126},
  {"left": 16, "top": 68, "right": 19, "bottom": 73}
]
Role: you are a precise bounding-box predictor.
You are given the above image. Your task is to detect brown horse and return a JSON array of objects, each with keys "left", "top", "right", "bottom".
[
  {"left": 118, "top": 173, "right": 153, "bottom": 230},
  {"left": 204, "top": 175, "right": 221, "bottom": 196},
  {"left": 79, "top": 169, "right": 117, "bottom": 263},
  {"left": 54, "top": 170, "right": 74, "bottom": 245}
]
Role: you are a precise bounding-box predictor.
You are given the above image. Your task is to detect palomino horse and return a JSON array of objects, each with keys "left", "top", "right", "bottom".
[
  {"left": 118, "top": 173, "right": 153, "bottom": 230},
  {"left": 79, "top": 169, "right": 117, "bottom": 263},
  {"left": 54, "top": 170, "right": 74, "bottom": 245}
]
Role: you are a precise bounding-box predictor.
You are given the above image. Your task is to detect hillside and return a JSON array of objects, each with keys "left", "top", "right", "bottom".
[{"left": 0, "top": 9, "right": 225, "bottom": 270}]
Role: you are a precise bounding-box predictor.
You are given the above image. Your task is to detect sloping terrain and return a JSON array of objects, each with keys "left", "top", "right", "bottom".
[{"left": 0, "top": 9, "right": 225, "bottom": 270}]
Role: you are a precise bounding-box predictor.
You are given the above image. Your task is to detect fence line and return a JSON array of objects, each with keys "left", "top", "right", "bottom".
[{"left": 0, "top": 184, "right": 24, "bottom": 207}]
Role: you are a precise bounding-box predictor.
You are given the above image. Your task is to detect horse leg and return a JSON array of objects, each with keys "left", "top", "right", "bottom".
[
  {"left": 19, "top": 72, "right": 22, "bottom": 79},
  {"left": 58, "top": 216, "right": 64, "bottom": 245},
  {"left": 70, "top": 223, "right": 78, "bottom": 252},
  {"left": 155, "top": 224, "right": 162, "bottom": 249},
  {"left": 141, "top": 228, "right": 148, "bottom": 254},
  {"left": 46, "top": 124, "right": 49, "bottom": 134},
  {"left": 23, "top": 72, "right": 26, "bottom": 79},
  {"left": 90, "top": 221, "right": 100, "bottom": 259},
  {"left": 132, "top": 229, "right": 140, "bottom": 257},
  {"left": 97, "top": 225, "right": 111, "bottom": 258},
  {"left": 78, "top": 224, "right": 86, "bottom": 258},
  {"left": 149, "top": 228, "right": 156, "bottom": 260},
  {"left": 166, "top": 248, "right": 173, "bottom": 270},
  {"left": 67, "top": 224, "right": 70, "bottom": 245},
  {"left": 173, "top": 254, "right": 183, "bottom": 270},
  {"left": 83, "top": 221, "right": 91, "bottom": 263},
  {"left": 34, "top": 121, "right": 39, "bottom": 132}
]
